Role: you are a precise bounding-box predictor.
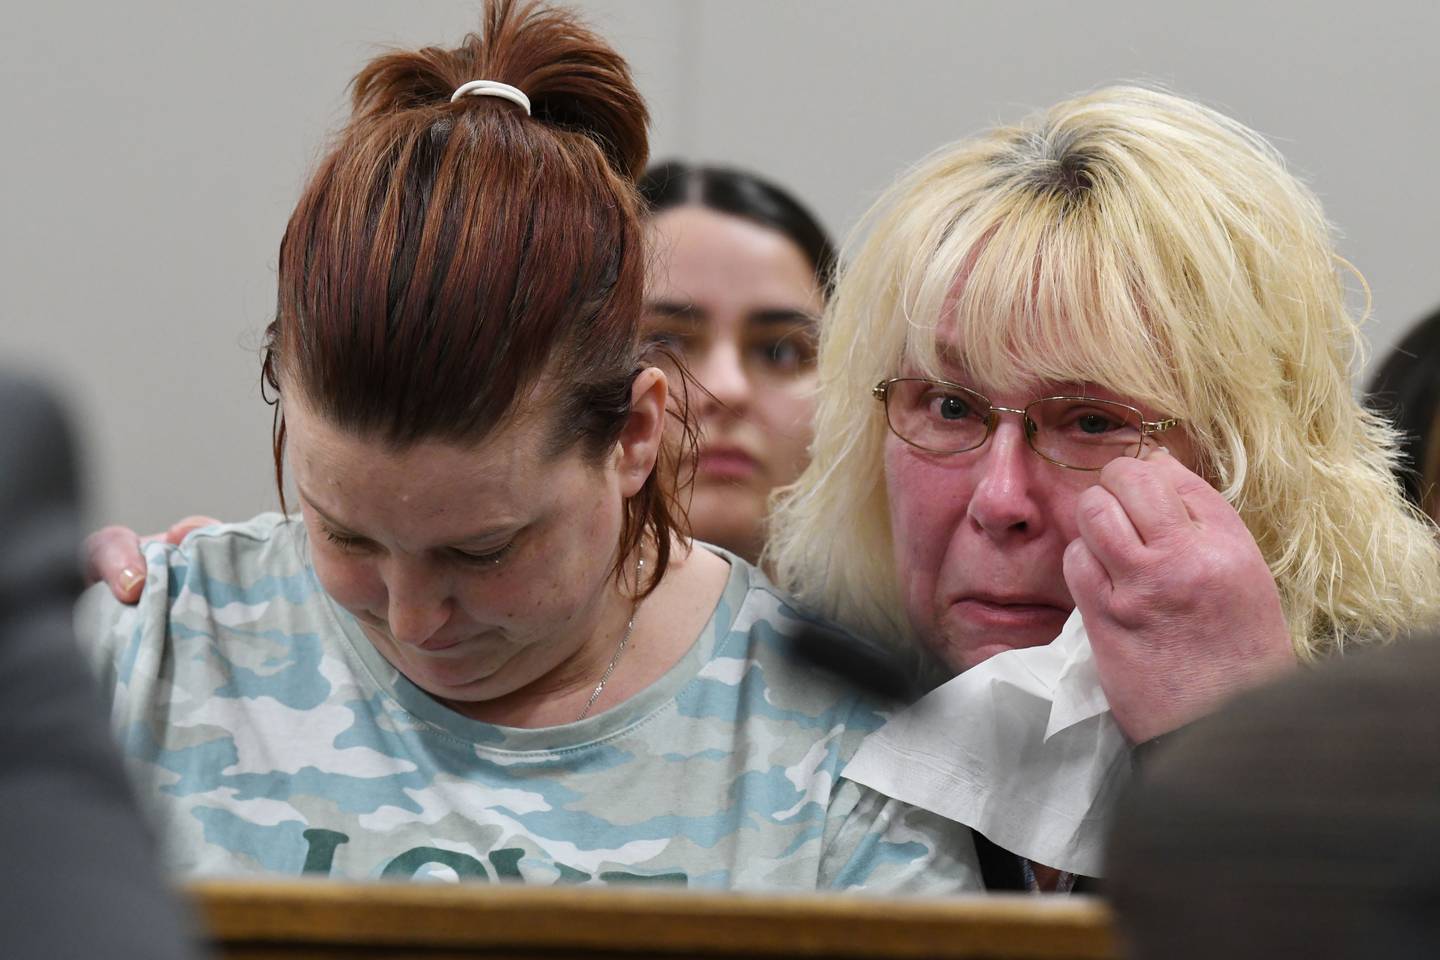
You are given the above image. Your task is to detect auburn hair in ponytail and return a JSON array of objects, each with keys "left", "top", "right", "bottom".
[{"left": 262, "top": 0, "right": 684, "bottom": 592}]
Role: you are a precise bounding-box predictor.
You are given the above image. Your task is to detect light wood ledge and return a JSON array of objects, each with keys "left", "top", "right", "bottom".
[{"left": 186, "top": 878, "right": 1119, "bottom": 960}]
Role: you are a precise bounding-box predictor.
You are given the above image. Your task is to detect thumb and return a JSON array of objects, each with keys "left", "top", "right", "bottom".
[{"left": 82, "top": 526, "right": 147, "bottom": 604}]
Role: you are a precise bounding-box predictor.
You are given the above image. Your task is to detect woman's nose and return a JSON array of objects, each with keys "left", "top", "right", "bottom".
[
  {"left": 965, "top": 420, "right": 1044, "bottom": 537},
  {"left": 692, "top": 339, "right": 751, "bottom": 415},
  {"left": 383, "top": 564, "right": 453, "bottom": 648}
]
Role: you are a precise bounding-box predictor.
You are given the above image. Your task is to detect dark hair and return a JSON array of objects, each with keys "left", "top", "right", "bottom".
[
  {"left": 637, "top": 161, "right": 836, "bottom": 294},
  {"left": 261, "top": 0, "right": 682, "bottom": 593},
  {"left": 1366, "top": 305, "right": 1440, "bottom": 518}
]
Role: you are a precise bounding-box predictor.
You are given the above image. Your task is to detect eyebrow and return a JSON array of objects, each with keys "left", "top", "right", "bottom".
[
  {"left": 643, "top": 302, "right": 818, "bottom": 328},
  {"left": 297, "top": 486, "right": 362, "bottom": 535},
  {"left": 296, "top": 485, "right": 519, "bottom": 548},
  {"left": 748, "top": 308, "right": 819, "bottom": 328},
  {"left": 644, "top": 300, "right": 704, "bottom": 322}
]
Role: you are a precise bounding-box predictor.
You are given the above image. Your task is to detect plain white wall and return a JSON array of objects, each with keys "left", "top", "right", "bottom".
[{"left": 4, "top": 0, "right": 1437, "bottom": 532}]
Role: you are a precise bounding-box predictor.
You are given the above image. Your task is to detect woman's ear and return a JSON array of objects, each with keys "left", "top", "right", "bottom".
[{"left": 615, "top": 367, "right": 669, "bottom": 498}]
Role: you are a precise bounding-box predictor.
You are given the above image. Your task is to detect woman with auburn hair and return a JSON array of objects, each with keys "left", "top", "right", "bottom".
[
  {"left": 769, "top": 84, "right": 1440, "bottom": 746},
  {"left": 75, "top": 0, "right": 978, "bottom": 889}
]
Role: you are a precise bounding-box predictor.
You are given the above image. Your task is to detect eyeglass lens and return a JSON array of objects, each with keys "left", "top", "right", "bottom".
[{"left": 882, "top": 379, "right": 1146, "bottom": 469}]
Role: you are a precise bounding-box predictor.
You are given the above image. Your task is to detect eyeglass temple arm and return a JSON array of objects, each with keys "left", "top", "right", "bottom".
[{"left": 1141, "top": 417, "right": 1181, "bottom": 434}]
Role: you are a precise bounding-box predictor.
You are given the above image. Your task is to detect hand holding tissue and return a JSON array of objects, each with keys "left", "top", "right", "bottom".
[{"left": 843, "top": 609, "right": 1127, "bottom": 879}]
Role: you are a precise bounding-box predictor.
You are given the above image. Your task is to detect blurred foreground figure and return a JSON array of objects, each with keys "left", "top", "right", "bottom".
[
  {"left": 1106, "top": 634, "right": 1440, "bottom": 959},
  {"left": 0, "top": 375, "right": 196, "bottom": 959}
]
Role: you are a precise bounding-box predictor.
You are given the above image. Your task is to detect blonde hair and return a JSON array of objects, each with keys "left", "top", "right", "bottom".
[{"left": 768, "top": 85, "right": 1440, "bottom": 662}]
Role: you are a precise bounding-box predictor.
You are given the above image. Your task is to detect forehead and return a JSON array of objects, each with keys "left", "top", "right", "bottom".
[
  {"left": 912, "top": 330, "right": 1078, "bottom": 390},
  {"left": 284, "top": 392, "right": 562, "bottom": 534},
  {"left": 905, "top": 332, "right": 1159, "bottom": 412},
  {"left": 893, "top": 207, "right": 1177, "bottom": 396},
  {"left": 646, "top": 206, "right": 820, "bottom": 305}
]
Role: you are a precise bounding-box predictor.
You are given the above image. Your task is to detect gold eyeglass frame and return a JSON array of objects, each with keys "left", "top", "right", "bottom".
[{"left": 872, "top": 377, "right": 1182, "bottom": 472}]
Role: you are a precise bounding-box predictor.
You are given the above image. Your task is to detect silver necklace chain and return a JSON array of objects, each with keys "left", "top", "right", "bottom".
[{"left": 575, "top": 557, "right": 644, "bottom": 722}]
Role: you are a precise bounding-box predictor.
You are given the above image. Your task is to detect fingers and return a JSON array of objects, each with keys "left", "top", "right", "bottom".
[
  {"left": 82, "top": 526, "right": 147, "bottom": 603},
  {"left": 1135, "top": 447, "right": 1241, "bottom": 528},
  {"left": 1077, "top": 448, "right": 1210, "bottom": 586},
  {"left": 1062, "top": 537, "right": 1112, "bottom": 618},
  {"left": 1097, "top": 450, "right": 1194, "bottom": 545},
  {"left": 81, "top": 516, "right": 218, "bottom": 605},
  {"left": 139, "top": 515, "right": 219, "bottom": 546},
  {"left": 1074, "top": 483, "right": 1142, "bottom": 580},
  {"left": 165, "top": 515, "right": 219, "bottom": 545}
]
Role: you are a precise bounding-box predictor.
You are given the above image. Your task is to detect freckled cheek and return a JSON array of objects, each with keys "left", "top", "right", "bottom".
[
  {"left": 1049, "top": 488, "right": 1085, "bottom": 544},
  {"left": 883, "top": 443, "right": 974, "bottom": 574},
  {"left": 449, "top": 561, "right": 589, "bottom": 633}
]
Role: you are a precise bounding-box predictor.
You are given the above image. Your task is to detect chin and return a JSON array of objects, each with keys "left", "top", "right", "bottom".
[
  {"left": 936, "top": 630, "right": 1062, "bottom": 674},
  {"left": 409, "top": 667, "right": 494, "bottom": 702}
]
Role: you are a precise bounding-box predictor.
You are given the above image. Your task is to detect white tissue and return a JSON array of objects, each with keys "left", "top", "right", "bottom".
[{"left": 843, "top": 610, "right": 1130, "bottom": 878}]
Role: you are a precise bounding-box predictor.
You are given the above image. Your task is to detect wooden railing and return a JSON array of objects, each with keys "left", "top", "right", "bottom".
[{"left": 187, "top": 879, "right": 1119, "bottom": 959}]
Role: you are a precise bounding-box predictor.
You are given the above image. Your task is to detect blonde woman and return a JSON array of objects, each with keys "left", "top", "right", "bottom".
[{"left": 770, "top": 84, "right": 1440, "bottom": 750}]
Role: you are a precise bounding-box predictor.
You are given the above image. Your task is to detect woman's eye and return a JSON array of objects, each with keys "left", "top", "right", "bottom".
[
  {"left": 1065, "top": 408, "right": 1128, "bottom": 434},
  {"left": 323, "top": 529, "right": 370, "bottom": 553},
  {"left": 451, "top": 543, "right": 513, "bottom": 567},
  {"left": 645, "top": 328, "right": 695, "bottom": 355},
  {"left": 1072, "top": 411, "right": 1124, "bottom": 434},
  {"left": 752, "top": 333, "right": 816, "bottom": 373},
  {"left": 932, "top": 394, "right": 973, "bottom": 421}
]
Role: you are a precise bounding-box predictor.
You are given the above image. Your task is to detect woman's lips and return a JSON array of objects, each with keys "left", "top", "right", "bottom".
[
  {"left": 696, "top": 446, "right": 760, "bottom": 481},
  {"left": 951, "top": 597, "right": 1069, "bottom": 629}
]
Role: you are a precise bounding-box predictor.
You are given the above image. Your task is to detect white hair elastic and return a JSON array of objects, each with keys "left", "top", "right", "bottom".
[{"left": 449, "top": 79, "right": 531, "bottom": 115}]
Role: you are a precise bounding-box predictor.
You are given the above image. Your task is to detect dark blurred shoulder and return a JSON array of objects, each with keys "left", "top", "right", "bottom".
[{"left": 0, "top": 373, "right": 83, "bottom": 611}]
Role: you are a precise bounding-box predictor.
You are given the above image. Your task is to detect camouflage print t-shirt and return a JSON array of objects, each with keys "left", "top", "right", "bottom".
[{"left": 75, "top": 514, "right": 980, "bottom": 891}]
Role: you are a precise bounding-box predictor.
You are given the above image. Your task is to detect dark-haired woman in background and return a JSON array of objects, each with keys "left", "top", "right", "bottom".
[
  {"left": 639, "top": 162, "right": 834, "bottom": 564},
  {"left": 1367, "top": 304, "right": 1440, "bottom": 522},
  {"left": 74, "top": 1, "right": 977, "bottom": 890}
]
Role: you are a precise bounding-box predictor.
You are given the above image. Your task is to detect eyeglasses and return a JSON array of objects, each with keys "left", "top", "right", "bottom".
[{"left": 872, "top": 377, "right": 1181, "bottom": 471}]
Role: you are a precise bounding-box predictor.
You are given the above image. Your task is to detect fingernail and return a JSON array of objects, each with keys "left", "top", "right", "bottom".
[{"left": 118, "top": 567, "right": 144, "bottom": 595}]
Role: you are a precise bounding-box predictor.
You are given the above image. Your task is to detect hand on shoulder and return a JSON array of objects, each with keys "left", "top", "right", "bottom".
[{"left": 82, "top": 516, "right": 221, "bottom": 603}]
